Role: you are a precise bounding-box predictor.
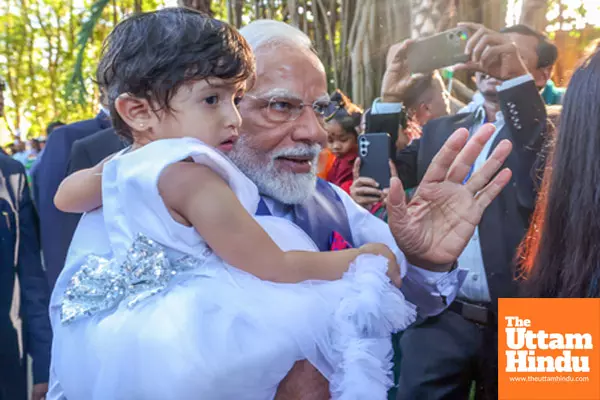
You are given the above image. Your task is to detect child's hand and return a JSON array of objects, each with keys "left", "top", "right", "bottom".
[{"left": 358, "top": 243, "right": 402, "bottom": 288}]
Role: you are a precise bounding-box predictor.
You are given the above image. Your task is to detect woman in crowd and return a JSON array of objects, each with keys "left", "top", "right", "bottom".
[{"left": 519, "top": 49, "right": 600, "bottom": 298}]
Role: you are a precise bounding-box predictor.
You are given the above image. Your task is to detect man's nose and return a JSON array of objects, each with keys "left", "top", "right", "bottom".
[{"left": 291, "top": 108, "right": 327, "bottom": 146}]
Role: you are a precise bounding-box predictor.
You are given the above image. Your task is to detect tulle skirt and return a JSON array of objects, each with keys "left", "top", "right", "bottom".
[{"left": 51, "top": 217, "right": 417, "bottom": 400}]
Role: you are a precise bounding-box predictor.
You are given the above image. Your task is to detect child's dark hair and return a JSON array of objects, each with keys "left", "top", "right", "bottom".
[
  {"left": 96, "top": 8, "right": 255, "bottom": 141},
  {"left": 325, "top": 89, "right": 362, "bottom": 135}
]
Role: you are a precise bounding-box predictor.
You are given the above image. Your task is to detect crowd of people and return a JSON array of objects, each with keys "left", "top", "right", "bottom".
[{"left": 1, "top": 6, "right": 598, "bottom": 400}]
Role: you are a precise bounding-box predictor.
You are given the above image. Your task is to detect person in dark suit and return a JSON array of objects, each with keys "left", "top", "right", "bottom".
[
  {"left": 0, "top": 78, "right": 51, "bottom": 400},
  {"left": 0, "top": 153, "right": 52, "bottom": 400},
  {"left": 398, "top": 34, "right": 546, "bottom": 399},
  {"left": 351, "top": 24, "right": 548, "bottom": 399},
  {"left": 33, "top": 110, "right": 112, "bottom": 289},
  {"left": 48, "top": 128, "right": 128, "bottom": 280},
  {"left": 67, "top": 128, "right": 127, "bottom": 175}
]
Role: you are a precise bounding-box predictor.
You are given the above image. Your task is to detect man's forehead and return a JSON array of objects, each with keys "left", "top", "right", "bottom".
[
  {"left": 251, "top": 70, "right": 328, "bottom": 102},
  {"left": 254, "top": 43, "right": 324, "bottom": 71},
  {"left": 252, "top": 44, "right": 327, "bottom": 99},
  {"left": 252, "top": 86, "right": 328, "bottom": 101}
]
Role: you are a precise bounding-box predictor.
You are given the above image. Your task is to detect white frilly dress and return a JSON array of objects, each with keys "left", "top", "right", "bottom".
[{"left": 50, "top": 138, "right": 417, "bottom": 400}]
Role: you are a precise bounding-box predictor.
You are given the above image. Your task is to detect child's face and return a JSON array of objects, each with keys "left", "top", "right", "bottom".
[
  {"left": 124, "top": 78, "right": 245, "bottom": 153},
  {"left": 326, "top": 121, "right": 357, "bottom": 158}
]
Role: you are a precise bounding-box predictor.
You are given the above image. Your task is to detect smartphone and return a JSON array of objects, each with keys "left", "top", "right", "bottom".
[
  {"left": 407, "top": 27, "right": 470, "bottom": 74},
  {"left": 358, "top": 133, "right": 392, "bottom": 189},
  {"left": 365, "top": 108, "right": 407, "bottom": 157}
]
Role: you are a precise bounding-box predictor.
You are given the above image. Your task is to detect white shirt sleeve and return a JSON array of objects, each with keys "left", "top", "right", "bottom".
[
  {"left": 497, "top": 74, "right": 533, "bottom": 91},
  {"left": 329, "top": 183, "right": 467, "bottom": 317}
]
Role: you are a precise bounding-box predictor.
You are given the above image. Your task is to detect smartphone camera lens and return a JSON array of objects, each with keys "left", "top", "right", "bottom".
[{"left": 360, "top": 149, "right": 367, "bottom": 157}]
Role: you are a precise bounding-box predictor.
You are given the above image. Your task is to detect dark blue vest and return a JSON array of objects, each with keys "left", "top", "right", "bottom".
[{"left": 256, "top": 178, "right": 355, "bottom": 251}]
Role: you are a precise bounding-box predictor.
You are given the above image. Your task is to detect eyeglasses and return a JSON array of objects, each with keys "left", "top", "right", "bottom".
[{"left": 244, "top": 94, "right": 334, "bottom": 124}]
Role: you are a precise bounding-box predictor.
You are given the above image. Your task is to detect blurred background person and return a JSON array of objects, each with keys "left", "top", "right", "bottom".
[
  {"left": 0, "top": 79, "right": 51, "bottom": 400},
  {"left": 500, "top": 24, "right": 563, "bottom": 105},
  {"left": 400, "top": 71, "right": 451, "bottom": 131},
  {"left": 28, "top": 121, "right": 66, "bottom": 190},
  {"left": 33, "top": 92, "right": 111, "bottom": 289}
]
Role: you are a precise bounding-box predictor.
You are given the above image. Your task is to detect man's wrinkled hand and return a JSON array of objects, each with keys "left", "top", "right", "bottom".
[
  {"left": 274, "top": 360, "right": 329, "bottom": 400},
  {"left": 386, "top": 124, "right": 513, "bottom": 271}
]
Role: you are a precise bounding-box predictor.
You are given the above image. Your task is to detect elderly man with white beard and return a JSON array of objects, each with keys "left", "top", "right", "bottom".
[
  {"left": 47, "top": 19, "right": 514, "bottom": 400},
  {"left": 227, "top": 20, "right": 514, "bottom": 399}
]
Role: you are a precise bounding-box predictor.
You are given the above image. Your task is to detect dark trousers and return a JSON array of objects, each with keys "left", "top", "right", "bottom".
[
  {"left": 396, "top": 309, "right": 498, "bottom": 400},
  {"left": 0, "top": 332, "right": 27, "bottom": 400}
]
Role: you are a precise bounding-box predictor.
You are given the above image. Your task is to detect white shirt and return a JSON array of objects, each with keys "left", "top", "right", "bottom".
[{"left": 263, "top": 184, "right": 467, "bottom": 318}]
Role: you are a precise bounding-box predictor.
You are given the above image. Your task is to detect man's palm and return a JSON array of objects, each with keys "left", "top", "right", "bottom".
[{"left": 387, "top": 125, "right": 513, "bottom": 270}]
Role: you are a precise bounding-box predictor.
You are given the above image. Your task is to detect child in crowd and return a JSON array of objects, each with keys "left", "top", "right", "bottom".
[
  {"left": 325, "top": 89, "right": 362, "bottom": 193},
  {"left": 48, "top": 8, "right": 415, "bottom": 400}
]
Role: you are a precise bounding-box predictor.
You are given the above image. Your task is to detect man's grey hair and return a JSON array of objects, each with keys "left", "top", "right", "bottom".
[{"left": 239, "top": 20, "right": 313, "bottom": 52}]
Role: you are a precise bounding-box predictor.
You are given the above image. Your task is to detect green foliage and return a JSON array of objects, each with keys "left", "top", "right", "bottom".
[
  {"left": 0, "top": 0, "right": 165, "bottom": 143},
  {"left": 66, "top": 0, "right": 111, "bottom": 106},
  {"left": 2, "top": 0, "right": 596, "bottom": 144}
]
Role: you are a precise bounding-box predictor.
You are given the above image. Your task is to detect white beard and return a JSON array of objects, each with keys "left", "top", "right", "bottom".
[{"left": 229, "top": 136, "right": 321, "bottom": 205}]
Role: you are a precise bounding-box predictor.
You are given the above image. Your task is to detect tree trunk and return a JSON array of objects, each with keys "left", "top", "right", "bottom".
[
  {"left": 287, "top": 0, "right": 299, "bottom": 27},
  {"left": 254, "top": 0, "right": 260, "bottom": 20},
  {"left": 519, "top": 0, "right": 549, "bottom": 32},
  {"left": 226, "top": 0, "right": 234, "bottom": 25},
  {"left": 177, "top": 0, "right": 213, "bottom": 15},
  {"left": 482, "top": 0, "right": 506, "bottom": 31},
  {"left": 234, "top": 0, "right": 243, "bottom": 28},
  {"left": 410, "top": 0, "right": 449, "bottom": 38}
]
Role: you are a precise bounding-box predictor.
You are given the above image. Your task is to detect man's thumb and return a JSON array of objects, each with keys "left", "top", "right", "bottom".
[{"left": 387, "top": 177, "right": 408, "bottom": 218}]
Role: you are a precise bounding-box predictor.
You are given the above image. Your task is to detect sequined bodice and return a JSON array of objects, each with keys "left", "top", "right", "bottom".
[{"left": 61, "top": 234, "right": 214, "bottom": 324}]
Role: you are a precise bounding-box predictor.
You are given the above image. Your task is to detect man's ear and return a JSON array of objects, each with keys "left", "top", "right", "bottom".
[{"left": 114, "top": 93, "right": 155, "bottom": 132}]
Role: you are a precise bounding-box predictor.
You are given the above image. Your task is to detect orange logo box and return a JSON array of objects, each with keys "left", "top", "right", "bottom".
[{"left": 498, "top": 298, "right": 600, "bottom": 400}]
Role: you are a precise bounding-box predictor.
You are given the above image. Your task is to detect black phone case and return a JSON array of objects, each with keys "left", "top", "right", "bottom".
[
  {"left": 358, "top": 133, "right": 392, "bottom": 189},
  {"left": 407, "top": 27, "right": 470, "bottom": 74},
  {"left": 365, "top": 111, "right": 399, "bottom": 158}
]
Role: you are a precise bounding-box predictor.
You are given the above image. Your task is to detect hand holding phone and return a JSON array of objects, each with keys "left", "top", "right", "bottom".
[
  {"left": 456, "top": 22, "right": 529, "bottom": 80},
  {"left": 407, "top": 27, "right": 470, "bottom": 74},
  {"left": 365, "top": 108, "right": 407, "bottom": 158},
  {"left": 358, "top": 133, "right": 392, "bottom": 189}
]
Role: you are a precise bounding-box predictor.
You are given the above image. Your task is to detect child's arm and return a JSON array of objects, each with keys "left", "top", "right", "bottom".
[
  {"left": 159, "top": 162, "right": 401, "bottom": 285},
  {"left": 54, "top": 155, "right": 111, "bottom": 213}
]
